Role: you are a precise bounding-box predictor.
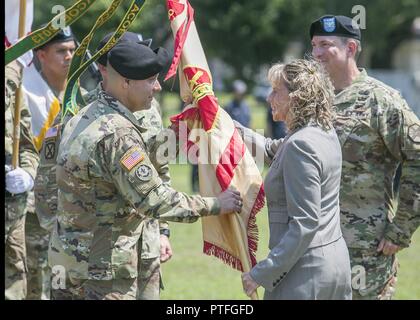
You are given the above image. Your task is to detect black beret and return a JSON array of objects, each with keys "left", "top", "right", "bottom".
[
  {"left": 96, "top": 31, "right": 152, "bottom": 66},
  {"left": 36, "top": 25, "right": 75, "bottom": 50},
  {"left": 108, "top": 41, "right": 170, "bottom": 80},
  {"left": 310, "top": 15, "right": 361, "bottom": 40}
]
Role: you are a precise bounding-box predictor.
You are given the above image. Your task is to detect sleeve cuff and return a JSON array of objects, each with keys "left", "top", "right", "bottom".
[
  {"left": 202, "top": 197, "right": 221, "bottom": 216},
  {"left": 250, "top": 263, "right": 288, "bottom": 292},
  {"left": 384, "top": 223, "right": 412, "bottom": 248},
  {"left": 159, "top": 221, "right": 169, "bottom": 230}
]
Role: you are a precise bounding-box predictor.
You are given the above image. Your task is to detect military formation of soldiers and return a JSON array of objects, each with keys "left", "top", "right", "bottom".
[{"left": 5, "top": 14, "right": 420, "bottom": 300}]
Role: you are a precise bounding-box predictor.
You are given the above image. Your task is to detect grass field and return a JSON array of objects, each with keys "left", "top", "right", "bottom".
[{"left": 158, "top": 92, "right": 420, "bottom": 300}]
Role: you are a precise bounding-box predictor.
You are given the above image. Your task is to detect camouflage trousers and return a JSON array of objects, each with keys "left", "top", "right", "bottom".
[
  {"left": 25, "top": 212, "right": 51, "bottom": 300},
  {"left": 51, "top": 275, "right": 138, "bottom": 300},
  {"left": 349, "top": 248, "right": 399, "bottom": 300},
  {"left": 138, "top": 256, "right": 162, "bottom": 300},
  {"left": 51, "top": 252, "right": 162, "bottom": 300},
  {"left": 137, "top": 225, "right": 164, "bottom": 300},
  {"left": 50, "top": 258, "right": 161, "bottom": 300},
  {"left": 5, "top": 199, "right": 27, "bottom": 300},
  {"left": 50, "top": 226, "right": 163, "bottom": 301}
]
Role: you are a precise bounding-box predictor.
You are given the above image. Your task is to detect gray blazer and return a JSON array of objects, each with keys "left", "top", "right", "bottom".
[{"left": 237, "top": 123, "right": 351, "bottom": 299}]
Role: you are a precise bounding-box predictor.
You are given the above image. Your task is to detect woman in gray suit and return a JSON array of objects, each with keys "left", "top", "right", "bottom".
[{"left": 240, "top": 59, "right": 352, "bottom": 300}]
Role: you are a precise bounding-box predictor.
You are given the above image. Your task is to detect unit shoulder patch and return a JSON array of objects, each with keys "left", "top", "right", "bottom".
[{"left": 135, "top": 164, "right": 153, "bottom": 181}]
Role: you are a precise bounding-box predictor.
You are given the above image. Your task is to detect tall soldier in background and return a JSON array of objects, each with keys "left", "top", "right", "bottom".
[{"left": 310, "top": 15, "right": 420, "bottom": 299}]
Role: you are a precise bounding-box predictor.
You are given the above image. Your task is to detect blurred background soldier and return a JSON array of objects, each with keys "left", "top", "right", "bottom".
[
  {"left": 225, "top": 79, "right": 251, "bottom": 127},
  {"left": 5, "top": 60, "right": 39, "bottom": 300},
  {"left": 310, "top": 15, "right": 420, "bottom": 300}
]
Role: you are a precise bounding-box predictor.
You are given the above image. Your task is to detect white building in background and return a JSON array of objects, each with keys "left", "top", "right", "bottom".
[{"left": 385, "top": 17, "right": 420, "bottom": 116}]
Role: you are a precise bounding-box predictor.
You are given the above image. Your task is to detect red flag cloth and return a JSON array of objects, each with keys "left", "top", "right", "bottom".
[{"left": 166, "top": 0, "right": 265, "bottom": 272}]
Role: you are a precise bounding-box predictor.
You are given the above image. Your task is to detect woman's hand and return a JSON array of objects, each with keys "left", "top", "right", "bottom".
[{"left": 241, "top": 272, "right": 260, "bottom": 297}]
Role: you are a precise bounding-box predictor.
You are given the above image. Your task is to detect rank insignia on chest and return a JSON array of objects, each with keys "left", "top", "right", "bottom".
[
  {"left": 121, "top": 147, "right": 145, "bottom": 171},
  {"left": 135, "top": 164, "right": 153, "bottom": 181},
  {"left": 344, "top": 110, "right": 369, "bottom": 120}
]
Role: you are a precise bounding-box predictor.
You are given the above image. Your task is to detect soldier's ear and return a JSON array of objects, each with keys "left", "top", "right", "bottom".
[
  {"left": 123, "top": 78, "right": 130, "bottom": 89},
  {"left": 347, "top": 40, "right": 357, "bottom": 57},
  {"left": 35, "top": 48, "right": 46, "bottom": 63}
]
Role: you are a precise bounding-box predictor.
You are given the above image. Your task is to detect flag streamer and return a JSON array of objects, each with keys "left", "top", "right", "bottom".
[
  {"left": 62, "top": 0, "right": 147, "bottom": 119},
  {"left": 5, "top": 0, "right": 97, "bottom": 65}
]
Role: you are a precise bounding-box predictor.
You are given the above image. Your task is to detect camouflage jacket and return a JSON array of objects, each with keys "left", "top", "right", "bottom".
[
  {"left": 33, "top": 83, "right": 89, "bottom": 229},
  {"left": 134, "top": 100, "right": 171, "bottom": 259},
  {"left": 34, "top": 84, "right": 170, "bottom": 231},
  {"left": 92, "top": 83, "right": 173, "bottom": 258},
  {"left": 334, "top": 69, "right": 420, "bottom": 249},
  {"left": 36, "top": 83, "right": 171, "bottom": 259},
  {"left": 48, "top": 91, "right": 220, "bottom": 280},
  {"left": 33, "top": 118, "right": 62, "bottom": 231},
  {"left": 5, "top": 61, "right": 39, "bottom": 219}
]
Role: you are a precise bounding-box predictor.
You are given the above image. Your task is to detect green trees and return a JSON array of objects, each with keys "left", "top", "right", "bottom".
[{"left": 33, "top": 0, "right": 420, "bottom": 83}]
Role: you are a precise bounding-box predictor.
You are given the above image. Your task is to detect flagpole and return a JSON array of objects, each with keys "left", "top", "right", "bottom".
[{"left": 12, "top": 0, "right": 27, "bottom": 169}]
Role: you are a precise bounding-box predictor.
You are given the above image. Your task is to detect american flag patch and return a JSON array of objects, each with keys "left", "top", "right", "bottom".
[
  {"left": 120, "top": 147, "right": 144, "bottom": 171},
  {"left": 45, "top": 126, "right": 58, "bottom": 139}
]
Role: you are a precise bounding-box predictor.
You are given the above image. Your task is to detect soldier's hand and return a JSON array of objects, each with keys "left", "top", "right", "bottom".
[
  {"left": 218, "top": 189, "right": 243, "bottom": 215},
  {"left": 160, "top": 234, "right": 173, "bottom": 263},
  {"left": 377, "top": 238, "right": 401, "bottom": 256},
  {"left": 6, "top": 167, "right": 34, "bottom": 194}
]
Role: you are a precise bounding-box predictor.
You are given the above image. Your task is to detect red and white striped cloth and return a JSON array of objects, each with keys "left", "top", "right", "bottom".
[{"left": 165, "top": 0, "right": 265, "bottom": 273}]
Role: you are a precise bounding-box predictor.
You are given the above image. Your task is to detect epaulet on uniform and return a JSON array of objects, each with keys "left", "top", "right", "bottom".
[
  {"left": 367, "top": 76, "right": 404, "bottom": 100},
  {"left": 365, "top": 76, "right": 407, "bottom": 114}
]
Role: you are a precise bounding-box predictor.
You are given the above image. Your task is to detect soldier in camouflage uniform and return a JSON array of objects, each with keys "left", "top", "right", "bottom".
[
  {"left": 84, "top": 89, "right": 172, "bottom": 300},
  {"left": 23, "top": 27, "right": 77, "bottom": 300},
  {"left": 5, "top": 60, "right": 40, "bottom": 300},
  {"left": 48, "top": 41, "right": 242, "bottom": 300},
  {"left": 310, "top": 15, "right": 420, "bottom": 299},
  {"left": 34, "top": 32, "right": 172, "bottom": 300},
  {"left": 87, "top": 32, "right": 173, "bottom": 300}
]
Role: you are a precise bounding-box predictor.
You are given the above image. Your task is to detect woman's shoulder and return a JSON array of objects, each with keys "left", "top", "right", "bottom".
[
  {"left": 285, "top": 126, "right": 339, "bottom": 156},
  {"left": 289, "top": 125, "right": 335, "bottom": 143}
]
